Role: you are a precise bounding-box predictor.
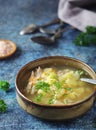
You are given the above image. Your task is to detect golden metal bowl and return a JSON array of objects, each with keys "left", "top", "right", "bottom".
[{"left": 15, "top": 56, "right": 96, "bottom": 120}]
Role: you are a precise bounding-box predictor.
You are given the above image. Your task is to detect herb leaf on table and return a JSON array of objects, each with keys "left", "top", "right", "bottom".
[
  {"left": 0, "top": 100, "right": 7, "bottom": 113},
  {"left": 0, "top": 80, "right": 10, "bottom": 112},
  {"left": 74, "top": 26, "right": 96, "bottom": 46},
  {"left": 0, "top": 80, "right": 10, "bottom": 91}
]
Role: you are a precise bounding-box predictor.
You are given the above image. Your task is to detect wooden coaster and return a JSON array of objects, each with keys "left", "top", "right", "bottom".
[{"left": 0, "top": 40, "right": 17, "bottom": 59}]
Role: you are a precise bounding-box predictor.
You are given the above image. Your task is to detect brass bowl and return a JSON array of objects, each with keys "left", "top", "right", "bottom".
[{"left": 15, "top": 56, "right": 96, "bottom": 120}]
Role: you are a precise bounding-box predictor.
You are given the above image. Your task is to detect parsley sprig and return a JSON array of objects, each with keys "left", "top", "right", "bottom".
[
  {"left": 0, "top": 100, "right": 7, "bottom": 112},
  {"left": 0, "top": 81, "right": 10, "bottom": 91},
  {"left": 74, "top": 26, "right": 96, "bottom": 46},
  {"left": 0, "top": 80, "right": 10, "bottom": 113}
]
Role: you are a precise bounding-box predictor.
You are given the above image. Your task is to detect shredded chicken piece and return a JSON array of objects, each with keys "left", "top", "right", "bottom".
[
  {"left": 35, "top": 67, "right": 43, "bottom": 79},
  {"left": 26, "top": 82, "right": 32, "bottom": 93},
  {"left": 31, "top": 85, "right": 36, "bottom": 94}
]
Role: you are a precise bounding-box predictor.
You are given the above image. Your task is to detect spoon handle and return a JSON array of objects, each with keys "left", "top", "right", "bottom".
[
  {"left": 53, "top": 26, "right": 74, "bottom": 40},
  {"left": 80, "top": 78, "right": 96, "bottom": 84},
  {"left": 40, "top": 18, "right": 60, "bottom": 28}
]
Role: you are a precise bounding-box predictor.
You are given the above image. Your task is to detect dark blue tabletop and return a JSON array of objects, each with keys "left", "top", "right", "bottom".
[{"left": 0, "top": 0, "right": 96, "bottom": 130}]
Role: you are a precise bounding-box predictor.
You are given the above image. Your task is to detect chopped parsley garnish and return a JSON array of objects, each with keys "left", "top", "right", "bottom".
[
  {"left": 48, "top": 98, "right": 54, "bottom": 104},
  {"left": 35, "top": 81, "right": 50, "bottom": 92},
  {"left": 54, "top": 81, "right": 62, "bottom": 89},
  {"left": 0, "top": 100, "right": 7, "bottom": 113},
  {"left": 76, "top": 70, "right": 84, "bottom": 76},
  {"left": 64, "top": 87, "right": 73, "bottom": 91},
  {"left": 35, "top": 93, "right": 43, "bottom": 102},
  {"left": 0, "top": 80, "right": 10, "bottom": 91}
]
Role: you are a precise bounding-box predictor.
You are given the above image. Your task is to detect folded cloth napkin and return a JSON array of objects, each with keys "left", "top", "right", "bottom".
[{"left": 58, "top": 0, "right": 96, "bottom": 31}]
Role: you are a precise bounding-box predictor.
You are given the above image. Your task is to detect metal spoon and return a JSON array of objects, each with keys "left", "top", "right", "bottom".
[
  {"left": 80, "top": 78, "right": 96, "bottom": 84},
  {"left": 20, "top": 18, "right": 60, "bottom": 35},
  {"left": 39, "top": 27, "right": 57, "bottom": 35},
  {"left": 31, "top": 26, "right": 74, "bottom": 45}
]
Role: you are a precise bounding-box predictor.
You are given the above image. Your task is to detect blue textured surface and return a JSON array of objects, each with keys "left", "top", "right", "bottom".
[{"left": 0, "top": 0, "right": 96, "bottom": 130}]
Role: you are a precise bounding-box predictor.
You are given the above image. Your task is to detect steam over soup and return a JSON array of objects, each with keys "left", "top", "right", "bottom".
[{"left": 23, "top": 66, "right": 95, "bottom": 105}]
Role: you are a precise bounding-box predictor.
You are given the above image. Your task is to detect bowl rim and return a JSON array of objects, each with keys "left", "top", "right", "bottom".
[{"left": 15, "top": 56, "right": 96, "bottom": 108}]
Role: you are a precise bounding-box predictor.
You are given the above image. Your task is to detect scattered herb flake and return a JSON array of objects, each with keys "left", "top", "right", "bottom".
[
  {"left": 35, "top": 93, "right": 43, "bottom": 102},
  {"left": 35, "top": 81, "right": 50, "bottom": 92},
  {"left": 54, "top": 81, "right": 62, "bottom": 89},
  {"left": 64, "top": 87, "right": 73, "bottom": 91},
  {"left": 48, "top": 98, "right": 54, "bottom": 104},
  {"left": 0, "top": 80, "right": 10, "bottom": 91},
  {"left": 0, "top": 99, "right": 7, "bottom": 113},
  {"left": 76, "top": 70, "right": 84, "bottom": 76}
]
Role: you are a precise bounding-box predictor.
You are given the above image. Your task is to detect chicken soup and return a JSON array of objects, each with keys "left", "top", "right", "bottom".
[{"left": 23, "top": 66, "right": 95, "bottom": 105}]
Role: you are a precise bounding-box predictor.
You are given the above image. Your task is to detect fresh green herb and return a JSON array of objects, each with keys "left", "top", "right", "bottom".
[
  {"left": 35, "top": 93, "right": 43, "bottom": 102},
  {"left": 64, "top": 87, "right": 73, "bottom": 91},
  {"left": 59, "top": 79, "right": 66, "bottom": 86},
  {"left": 48, "top": 98, "right": 54, "bottom": 104},
  {"left": 35, "top": 81, "right": 50, "bottom": 92},
  {"left": 0, "top": 80, "right": 10, "bottom": 91},
  {"left": 0, "top": 80, "right": 10, "bottom": 113},
  {"left": 74, "top": 25, "right": 96, "bottom": 46},
  {"left": 76, "top": 70, "right": 84, "bottom": 76},
  {"left": 86, "top": 26, "right": 96, "bottom": 34},
  {"left": 54, "top": 81, "right": 62, "bottom": 89},
  {"left": 49, "top": 73, "right": 57, "bottom": 79},
  {"left": 0, "top": 100, "right": 7, "bottom": 112},
  {"left": 74, "top": 32, "right": 90, "bottom": 46}
]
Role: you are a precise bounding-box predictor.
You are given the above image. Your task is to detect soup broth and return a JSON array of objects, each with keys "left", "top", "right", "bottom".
[{"left": 23, "top": 66, "right": 95, "bottom": 105}]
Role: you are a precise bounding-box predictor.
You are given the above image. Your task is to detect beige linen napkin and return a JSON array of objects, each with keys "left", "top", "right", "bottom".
[{"left": 58, "top": 0, "right": 96, "bottom": 31}]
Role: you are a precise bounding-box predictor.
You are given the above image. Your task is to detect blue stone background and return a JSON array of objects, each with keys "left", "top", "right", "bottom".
[{"left": 0, "top": 0, "right": 96, "bottom": 129}]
